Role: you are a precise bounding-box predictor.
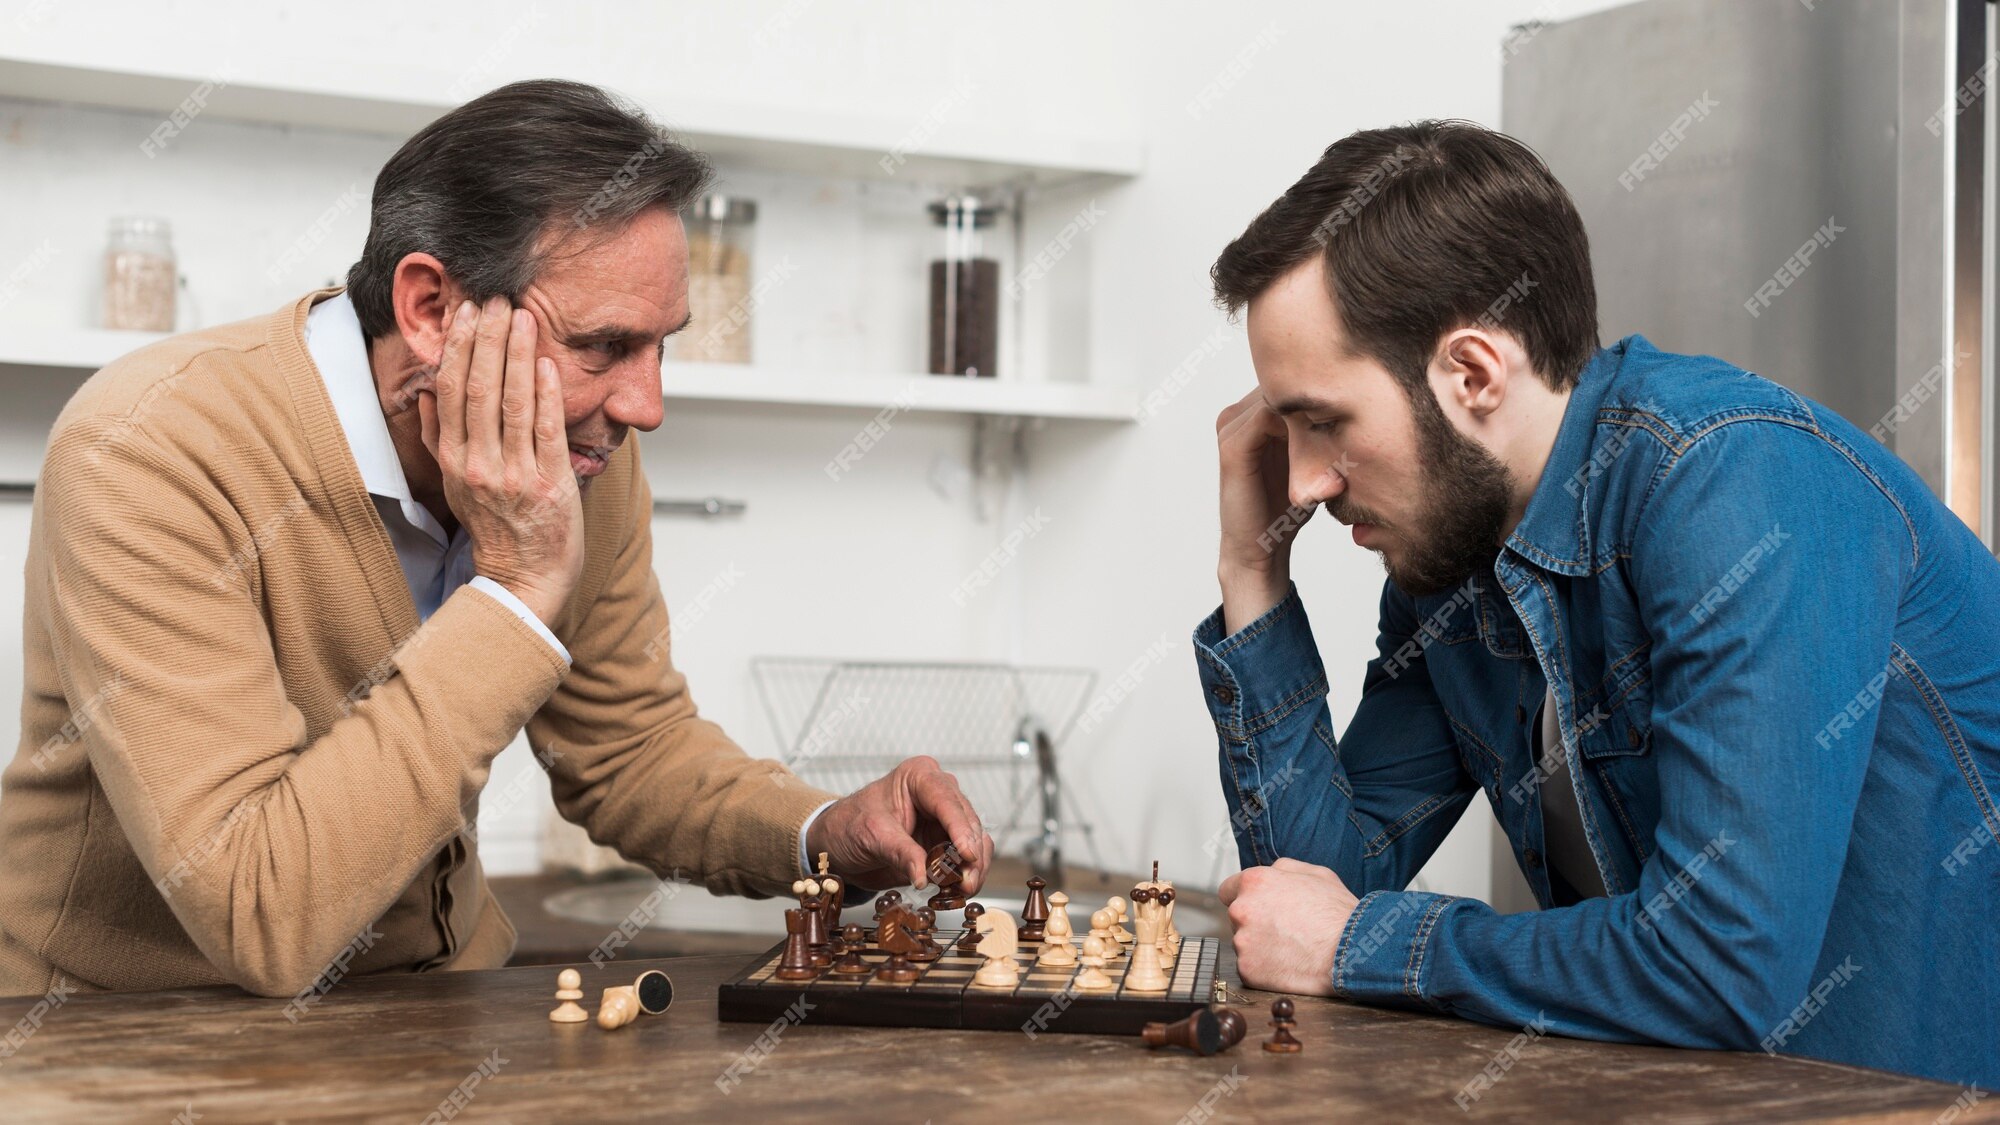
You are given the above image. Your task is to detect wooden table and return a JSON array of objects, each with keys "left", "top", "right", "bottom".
[{"left": 2, "top": 949, "right": 1986, "bottom": 1124}]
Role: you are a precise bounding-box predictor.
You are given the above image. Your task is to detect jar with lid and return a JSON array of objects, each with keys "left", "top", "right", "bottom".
[
  {"left": 927, "top": 195, "right": 1003, "bottom": 379},
  {"left": 102, "top": 216, "right": 177, "bottom": 332},
  {"left": 674, "top": 194, "right": 757, "bottom": 365}
]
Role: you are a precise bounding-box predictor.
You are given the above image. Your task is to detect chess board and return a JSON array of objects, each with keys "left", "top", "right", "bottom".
[{"left": 717, "top": 928, "right": 1220, "bottom": 1036}]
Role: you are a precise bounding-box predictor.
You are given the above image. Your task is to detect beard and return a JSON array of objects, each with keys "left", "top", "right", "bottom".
[{"left": 1329, "top": 383, "right": 1514, "bottom": 598}]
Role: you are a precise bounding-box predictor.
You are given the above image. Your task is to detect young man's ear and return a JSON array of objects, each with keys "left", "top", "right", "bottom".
[{"left": 1434, "top": 329, "right": 1511, "bottom": 419}]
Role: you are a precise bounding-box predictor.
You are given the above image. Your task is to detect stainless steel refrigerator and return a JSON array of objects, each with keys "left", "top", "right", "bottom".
[{"left": 1503, "top": 0, "right": 1994, "bottom": 549}]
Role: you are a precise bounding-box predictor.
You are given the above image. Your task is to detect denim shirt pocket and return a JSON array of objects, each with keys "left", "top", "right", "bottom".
[{"left": 1575, "top": 647, "right": 1660, "bottom": 862}]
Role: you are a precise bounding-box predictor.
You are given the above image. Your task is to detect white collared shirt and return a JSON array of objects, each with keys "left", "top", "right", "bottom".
[{"left": 304, "top": 290, "right": 568, "bottom": 661}]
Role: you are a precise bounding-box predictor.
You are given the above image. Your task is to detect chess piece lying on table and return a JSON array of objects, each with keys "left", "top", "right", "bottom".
[
  {"left": 597, "top": 985, "right": 640, "bottom": 1030},
  {"left": 972, "top": 909, "right": 1021, "bottom": 987},
  {"left": 1213, "top": 1006, "right": 1248, "bottom": 1049},
  {"left": 549, "top": 969, "right": 589, "bottom": 1023},
  {"left": 1141, "top": 1008, "right": 1225, "bottom": 1055},
  {"left": 1264, "top": 997, "right": 1303, "bottom": 1053},
  {"left": 633, "top": 969, "right": 674, "bottom": 1015}
]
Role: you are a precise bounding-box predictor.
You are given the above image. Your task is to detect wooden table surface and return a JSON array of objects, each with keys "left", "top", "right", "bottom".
[{"left": 2, "top": 948, "right": 1987, "bottom": 1124}]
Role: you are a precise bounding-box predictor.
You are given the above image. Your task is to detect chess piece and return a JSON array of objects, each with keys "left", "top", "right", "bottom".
[
  {"left": 972, "top": 909, "right": 1021, "bottom": 987},
  {"left": 1142, "top": 1009, "right": 1226, "bottom": 1056},
  {"left": 549, "top": 968, "right": 589, "bottom": 1023},
  {"left": 815, "top": 852, "right": 846, "bottom": 938},
  {"left": 832, "top": 924, "right": 871, "bottom": 975},
  {"left": 1123, "top": 888, "right": 1170, "bottom": 991},
  {"left": 1106, "top": 895, "right": 1134, "bottom": 944},
  {"left": 597, "top": 985, "right": 640, "bottom": 1030},
  {"left": 795, "top": 878, "right": 833, "bottom": 969},
  {"left": 908, "top": 906, "right": 942, "bottom": 962},
  {"left": 1154, "top": 885, "right": 1178, "bottom": 968},
  {"left": 873, "top": 907, "right": 922, "bottom": 983},
  {"left": 1037, "top": 891, "right": 1077, "bottom": 967},
  {"left": 1087, "top": 908, "right": 1120, "bottom": 962},
  {"left": 633, "top": 970, "right": 674, "bottom": 1015},
  {"left": 1263, "top": 997, "right": 1303, "bottom": 1053},
  {"left": 1074, "top": 935, "right": 1114, "bottom": 991},
  {"left": 1214, "top": 1006, "right": 1249, "bottom": 1049},
  {"left": 775, "top": 908, "right": 820, "bottom": 981},
  {"left": 925, "top": 841, "right": 968, "bottom": 911},
  {"left": 872, "top": 890, "right": 902, "bottom": 923},
  {"left": 1020, "top": 877, "right": 1050, "bottom": 942},
  {"left": 957, "top": 902, "right": 986, "bottom": 953}
]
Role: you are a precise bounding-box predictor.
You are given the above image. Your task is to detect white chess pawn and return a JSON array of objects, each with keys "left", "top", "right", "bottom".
[
  {"left": 1087, "top": 907, "right": 1120, "bottom": 962},
  {"left": 1074, "top": 935, "right": 1115, "bottom": 991},
  {"left": 1037, "top": 891, "right": 1077, "bottom": 967},
  {"left": 1106, "top": 895, "right": 1135, "bottom": 944}
]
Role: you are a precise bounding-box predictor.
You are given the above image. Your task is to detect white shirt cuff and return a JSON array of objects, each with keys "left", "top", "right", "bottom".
[
  {"left": 468, "top": 576, "right": 571, "bottom": 664},
  {"left": 798, "top": 799, "right": 837, "bottom": 876}
]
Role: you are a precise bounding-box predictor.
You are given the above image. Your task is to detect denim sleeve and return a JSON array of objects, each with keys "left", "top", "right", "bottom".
[
  {"left": 1330, "top": 421, "right": 1909, "bottom": 1050},
  {"left": 1194, "top": 582, "right": 1475, "bottom": 896}
]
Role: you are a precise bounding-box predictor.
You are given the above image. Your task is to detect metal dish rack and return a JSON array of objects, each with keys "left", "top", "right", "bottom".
[{"left": 751, "top": 657, "right": 1103, "bottom": 883}]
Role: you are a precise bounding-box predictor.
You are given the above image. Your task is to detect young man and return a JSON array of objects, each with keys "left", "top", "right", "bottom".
[
  {"left": 1202, "top": 120, "right": 1998, "bottom": 1086},
  {"left": 0, "top": 81, "right": 988, "bottom": 1001}
]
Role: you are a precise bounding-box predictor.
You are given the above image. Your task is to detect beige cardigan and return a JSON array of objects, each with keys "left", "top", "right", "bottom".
[{"left": 0, "top": 289, "right": 833, "bottom": 998}]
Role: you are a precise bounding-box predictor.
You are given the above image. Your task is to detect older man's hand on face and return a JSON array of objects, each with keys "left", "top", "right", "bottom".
[
  {"left": 805, "top": 755, "right": 993, "bottom": 895},
  {"left": 1219, "top": 858, "right": 1361, "bottom": 996}
]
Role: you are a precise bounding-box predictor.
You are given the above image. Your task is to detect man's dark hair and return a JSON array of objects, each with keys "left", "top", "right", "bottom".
[
  {"left": 346, "top": 79, "right": 713, "bottom": 339},
  {"left": 1211, "top": 120, "right": 1599, "bottom": 391}
]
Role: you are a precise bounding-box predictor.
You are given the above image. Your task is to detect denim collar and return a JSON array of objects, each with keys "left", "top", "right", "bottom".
[{"left": 1502, "top": 335, "right": 1647, "bottom": 577}]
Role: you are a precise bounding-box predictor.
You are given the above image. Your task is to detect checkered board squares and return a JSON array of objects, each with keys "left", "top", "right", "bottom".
[{"left": 718, "top": 929, "right": 1220, "bottom": 1036}]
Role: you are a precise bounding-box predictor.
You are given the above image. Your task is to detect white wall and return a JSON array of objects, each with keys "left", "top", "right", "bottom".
[{"left": 1, "top": 0, "right": 1630, "bottom": 897}]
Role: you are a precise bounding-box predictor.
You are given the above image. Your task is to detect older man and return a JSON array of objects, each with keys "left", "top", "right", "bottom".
[{"left": 0, "top": 79, "right": 987, "bottom": 999}]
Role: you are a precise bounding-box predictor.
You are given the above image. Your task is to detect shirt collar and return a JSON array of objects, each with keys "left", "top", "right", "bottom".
[
  {"left": 303, "top": 289, "right": 414, "bottom": 505},
  {"left": 1501, "top": 335, "right": 1646, "bottom": 576}
]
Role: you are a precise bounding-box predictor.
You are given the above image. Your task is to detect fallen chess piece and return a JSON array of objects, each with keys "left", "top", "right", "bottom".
[
  {"left": 1213, "top": 1006, "right": 1248, "bottom": 1050},
  {"left": 1141, "top": 1008, "right": 1226, "bottom": 1056},
  {"left": 1263, "top": 997, "right": 1303, "bottom": 1053},
  {"left": 549, "top": 968, "right": 589, "bottom": 1023},
  {"left": 634, "top": 969, "right": 674, "bottom": 1015},
  {"left": 597, "top": 985, "right": 640, "bottom": 1030}
]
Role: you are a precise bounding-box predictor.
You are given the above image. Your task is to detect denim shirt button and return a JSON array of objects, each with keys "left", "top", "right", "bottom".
[
  {"left": 1524, "top": 848, "right": 1544, "bottom": 868},
  {"left": 1627, "top": 727, "right": 1641, "bottom": 748},
  {"left": 1211, "top": 684, "right": 1236, "bottom": 705}
]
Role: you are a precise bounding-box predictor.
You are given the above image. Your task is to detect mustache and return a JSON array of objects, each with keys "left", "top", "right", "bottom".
[{"left": 1325, "top": 499, "right": 1386, "bottom": 528}]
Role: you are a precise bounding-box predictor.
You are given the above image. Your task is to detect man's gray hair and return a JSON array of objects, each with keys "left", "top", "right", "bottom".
[{"left": 345, "top": 79, "right": 713, "bottom": 339}]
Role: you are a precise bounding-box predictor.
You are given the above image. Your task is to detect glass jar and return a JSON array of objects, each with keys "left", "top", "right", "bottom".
[
  {"left": 675, "top": 194, "right": 757, "bottom": 365},
  {"left": 102, "top": 216, "right": 177, "bottom": 332},
  {"left": 927, "top": 195, "right": 1003, "bottom": 379}
]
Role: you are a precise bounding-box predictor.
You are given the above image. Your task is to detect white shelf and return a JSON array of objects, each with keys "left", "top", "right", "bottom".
[
  {"left": 0, "top": 331, "right": 1137, "bottom": 423},
  {"left": 0, "top": 56, "right": 1143, "bottom": 190}
]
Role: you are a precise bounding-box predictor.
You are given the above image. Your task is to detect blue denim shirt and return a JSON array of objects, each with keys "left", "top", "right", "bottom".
[{"left": 1195, "top": 336, "right": 2000, "bottom": 1086}]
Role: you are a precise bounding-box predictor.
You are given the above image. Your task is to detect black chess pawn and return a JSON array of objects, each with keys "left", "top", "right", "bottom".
[
  {"left": 1263, "top": 996, "right": 1303, "bottom": 1053},
  {"left": 775, "top": 908, "right": 819, "bottom": 982},
  {"left": 832, "top": 924, "right": 870, "bottom": 975},
  {"left": 956, "top": 902, "right": 986, "bottom": 953},
  {"left": 873, "top": 890, "right": 902, "bottom": 922},
  {"left": 1020, "top": 876, "right": 1050, "bottom": 942},
  {"left": 907, "top": 907, "right": 942, "bottom": 962}
]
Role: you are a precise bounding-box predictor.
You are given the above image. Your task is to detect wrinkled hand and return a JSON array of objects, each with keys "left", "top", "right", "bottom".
[
  {"left": 418, "top": 297, "right": 584, "bottom": 626},
  {"left": 805, "top": 755, "right": 992, "bottom": 893},
  {"left": 1218, "top": 858, "right": 1359, "bottom": 996}
]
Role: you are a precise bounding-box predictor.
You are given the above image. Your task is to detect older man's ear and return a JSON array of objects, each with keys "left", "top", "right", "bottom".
[{"left": 386, "top": 251, "right": 464, "bottom": 370}]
